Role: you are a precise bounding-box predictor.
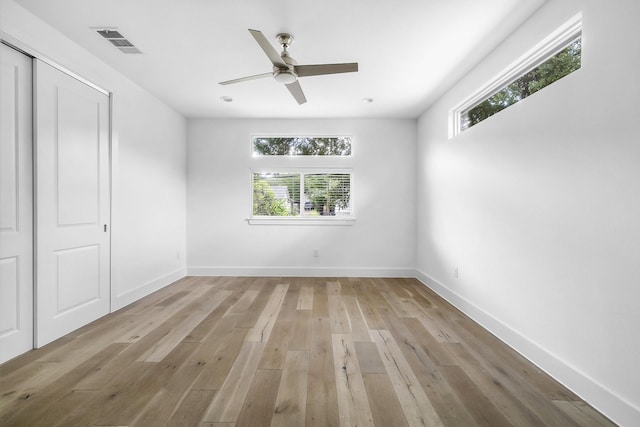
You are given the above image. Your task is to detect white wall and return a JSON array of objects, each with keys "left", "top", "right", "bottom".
[
  {"left": 0, "top": 0, "right": 188, "bottom": 310},
  {"left": 187, "top": 118, "right": 416, "bottom": 277},
  {"left": 416, "top": 0, "right": 640, "bottom": 425}
]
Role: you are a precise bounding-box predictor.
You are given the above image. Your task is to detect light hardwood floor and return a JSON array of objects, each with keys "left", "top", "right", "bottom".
[{"left": 0, "top": 276, "right": 616, "bottom": 426}]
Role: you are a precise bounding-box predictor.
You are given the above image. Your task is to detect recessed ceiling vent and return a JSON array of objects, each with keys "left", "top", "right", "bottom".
[{"left": 95, "top": 28, "right": 142, "bottom": 54}]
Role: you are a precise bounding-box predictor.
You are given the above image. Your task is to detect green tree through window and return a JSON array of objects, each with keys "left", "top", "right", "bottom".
[
  {"left": 461, "top": 36, "right": 582, "bottom": 130},
  {"left": 252, "top": 172, "right": 351, "bottom": 217},
  {"left": 305, "top": 174, "right": 350, "bottom": 216},
  {"left": 253, "top": 137, "right": 351, "bottom": 156},
  {"left": 253, "top": 180, "right": 289, "bottom": 216}
]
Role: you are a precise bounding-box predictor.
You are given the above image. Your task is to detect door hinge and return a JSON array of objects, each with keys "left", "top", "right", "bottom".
[{"left": 104, "top": 224, "right": 107, "bottom": 232}]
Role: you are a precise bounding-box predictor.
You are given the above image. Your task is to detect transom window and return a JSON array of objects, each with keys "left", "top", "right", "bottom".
[
  {"left": 452, "top": 14, "right": 582, "bottom": 136},
  {"left": 252, "top": 136, "right": 352, "bottom": 156}
]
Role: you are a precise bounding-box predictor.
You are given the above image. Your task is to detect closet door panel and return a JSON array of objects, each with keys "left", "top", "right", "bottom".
[
  {"left": 34, "top": 60, "right": 110, "bottom": 347},
  {"left": 0, "top": 44, "right": 33, "bottom": 363}
]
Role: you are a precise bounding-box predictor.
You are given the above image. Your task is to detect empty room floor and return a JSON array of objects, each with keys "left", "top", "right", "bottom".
[{"left": 0, "top": 276, "right": 615, "bottom": 426}]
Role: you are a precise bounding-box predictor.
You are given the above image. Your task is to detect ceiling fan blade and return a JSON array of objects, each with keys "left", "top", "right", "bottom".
[
  {"left": 249, "top": 29, "right": 288, "bottom": 68},
  {"left": 295, "top": 63, "right": 358, "bottom": 77},
  {"left": 219, "top": 72, "right": 272, "bottom": 85},
  {"left": 285, "top": 81, "right": 307, "bottom": 104}
]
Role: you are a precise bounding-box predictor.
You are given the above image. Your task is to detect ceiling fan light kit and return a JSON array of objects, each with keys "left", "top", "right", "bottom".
[
  {"left": 219, "top": 29, "right": 358, "bottom": 104},
  {"left": 273, "top": 68, "right": 297, "bottom": 84}
]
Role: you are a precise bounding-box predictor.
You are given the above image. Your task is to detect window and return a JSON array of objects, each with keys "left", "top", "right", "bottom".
[
  {"left": 249, "top": 134, "right": 355, "bottom": 225},
  {"left": 252, "top": 136, "right": 352, "bottom": 156},
  {"left": 251, "top": 171, "right": 353, "bottom": 223},
  {"left": 452, "top": 14, "right": 582, "bottom": 136}
]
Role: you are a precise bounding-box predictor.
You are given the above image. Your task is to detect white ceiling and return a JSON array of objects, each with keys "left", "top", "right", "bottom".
[{"left": 14, "top": 0, "right": 545, "bottom": 119}]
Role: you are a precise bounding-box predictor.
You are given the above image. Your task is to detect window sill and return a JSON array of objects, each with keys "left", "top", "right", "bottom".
[{"left": 247, "top": 217, "right": 356, "bottom": 226}]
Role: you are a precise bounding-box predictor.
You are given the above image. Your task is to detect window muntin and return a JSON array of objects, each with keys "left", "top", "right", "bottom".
[
  {"left": 452, "top": 14, "right": 582, "bottom": 136},
  {"left": 252, "top": 136, "right": 352, "bottom": 156},
  {"left": 252, "top": 171, "right": 352, "bottom": 218}
]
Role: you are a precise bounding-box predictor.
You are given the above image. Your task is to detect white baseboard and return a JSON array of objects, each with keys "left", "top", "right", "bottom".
[
  {"left": 111, "top": 267, "right": 187, "bottom": 311},
  {"left": 187, "top": 266, "right": 416, "bottom": 278},
  {"left": 414, "top": 269, "right": 639, "bottom": 427}
]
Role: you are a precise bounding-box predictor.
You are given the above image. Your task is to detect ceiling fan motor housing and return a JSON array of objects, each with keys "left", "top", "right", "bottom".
[{"left": 273, "top": 37, "right": 298, "bottom": 84}]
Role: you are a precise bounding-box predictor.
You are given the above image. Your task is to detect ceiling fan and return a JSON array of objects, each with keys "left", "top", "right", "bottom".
[{"left": 219, "top": 29, "right": 358, "bottom": 104}]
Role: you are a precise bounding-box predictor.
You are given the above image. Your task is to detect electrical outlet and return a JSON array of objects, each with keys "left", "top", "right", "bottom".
[{"left": 313, "top": 249, "right": 319, "bottom": 257}]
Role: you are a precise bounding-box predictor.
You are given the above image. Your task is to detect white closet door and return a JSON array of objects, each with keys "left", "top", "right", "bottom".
[
  {"left": 34, "top": 60, "right": 110, "bottom": 347},
  {"left": 0, "top": 44, "right": 33, "bottom": 363}
]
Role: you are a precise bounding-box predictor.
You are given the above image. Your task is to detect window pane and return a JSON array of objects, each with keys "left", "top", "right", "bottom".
[
  {"left": 461, "top": 36, "right": 582, "bottom": 131},
  {"left": 252, "top": 173, "right": 301, "bottom": 216},
  {"left": 253, "top": 137, "right": 352, "bottom": 156},
  {"left": 303, "top": 173, "right": 351, "bottom": 216}
]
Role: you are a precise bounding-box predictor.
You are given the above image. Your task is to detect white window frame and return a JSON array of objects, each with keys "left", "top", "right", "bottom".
[
  {"left": 450, "top": 13, "right": 582, "bottom": 138},
  {"left": 248, "top": 168, "right": 356, "bottom": 226}
]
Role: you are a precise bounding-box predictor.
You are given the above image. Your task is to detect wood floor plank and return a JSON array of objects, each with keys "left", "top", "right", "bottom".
[
  {"left": 305, "top": 284, "right": 340, "bottom": 427},
  {"left": 553, "top": 400, "right": 618, "bottom": 427},
  {"left": 115, "top": 284, "right": 213, "bottom": 344},
  {"left": 1, "top": 342, "right": 128, "bottom": 426},
  {"left": 68, "top": 341, "right": 198, "bottom": 426},
  {"left": 226, "top": 289, "right": 260, "bottom": 315},
  {"left": 439, "top": 364, "right": 512, "bottom": 427},
  {"left": 130, "top": 319, "right": 240, "bottom": 427},
  {"left": 456, "top": 313, "right": 579, "bottom": 400},
  {"left": 125, "top": 276, "right": 198, "bottom": 314},
  {"left": 380, "top": 285, "right": 414, "bottom": 318},
  {"left": 378, "top": 307, "right": 477, "bottom": 427},
  {"left": 33, "top": 388, "right": 98, "bottom": 427},
  {"left": 271, "top": 350, "right": 309, "bottom": 427},
  {"left": 371, "top": 329, "right": 444, "bottom": 427},
  {"left": 297, "top": 285, "right": 314, "bottom": 310},
  {"left": 402, "top": 317, "right": 458, "bottom": 367},
  {"left": 277, "top": 283, "right": 300, "bottom": 322},
  {"left": 443, "top": 341, "right": 548, "bottom": 427},
  {"left": 327, "top": 282, "right": 351, "bottom": 334},
  {"left": 331, "top": 333, "right": 374, "bottom": 427},
  {"left": 166, "top": 389, "right": 217, "bottom": 427},
  {"left": 114, "top": 306, "right": 175, "bottom": 344},
  {"left": 288, "top": 309, "right": 312, "bottom": 351},
  {"left": 362, "top": 373, "right": 410, "bottom": 427},
  {"left": 395, "top": 278, "right": 436, "bottom": 308},
  {"left": 235, "top": 369, "right": 282, "bottom": 427},
  {"left": 246, "top": 284, "right": 289, "bottom": 342},
  {"left": 258, "top": 319, "right": 293, "bottom": 370},
  {"left": 234, "top": 280, "right": 277, "bottom": 329},
  {"left": 342, "top": 295, "right": 371, "bottom": 342},
  {"left": 452, "top": 324, "right": 582, "bottom": 427},
  {"left": 0, "top": 311, "right": 141, "bottom": 408},
  {"left": 418, "top": 307, "right": 460, "bottom": 343},
  {"left": 75, "top": 299, "right": 221, "bottom": 391},
  {"left": 137, "top": 289, "right": 232, "bottom": 362},
  {"left": 184, "top": 290, "right": 241, "bottom": 342},
  {"left": 354, "top": 341, "right": 387, "bottom": 374},
  {"left": 350, "top": 279, "right": 388, "bottom": 330},
  {"left": 191, "top": 326, "right": 248, "bottom": 390},
  {"left": 202, "top": 341, "right": 266, "bottom": 423},
  {"left": 0, "top": 336, "right": 74, "bottom": 375}
]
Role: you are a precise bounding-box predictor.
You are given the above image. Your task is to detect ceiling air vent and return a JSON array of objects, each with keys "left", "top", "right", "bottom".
[{"left": 95, "top": 28, "right": 142, "bottom": 54}]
